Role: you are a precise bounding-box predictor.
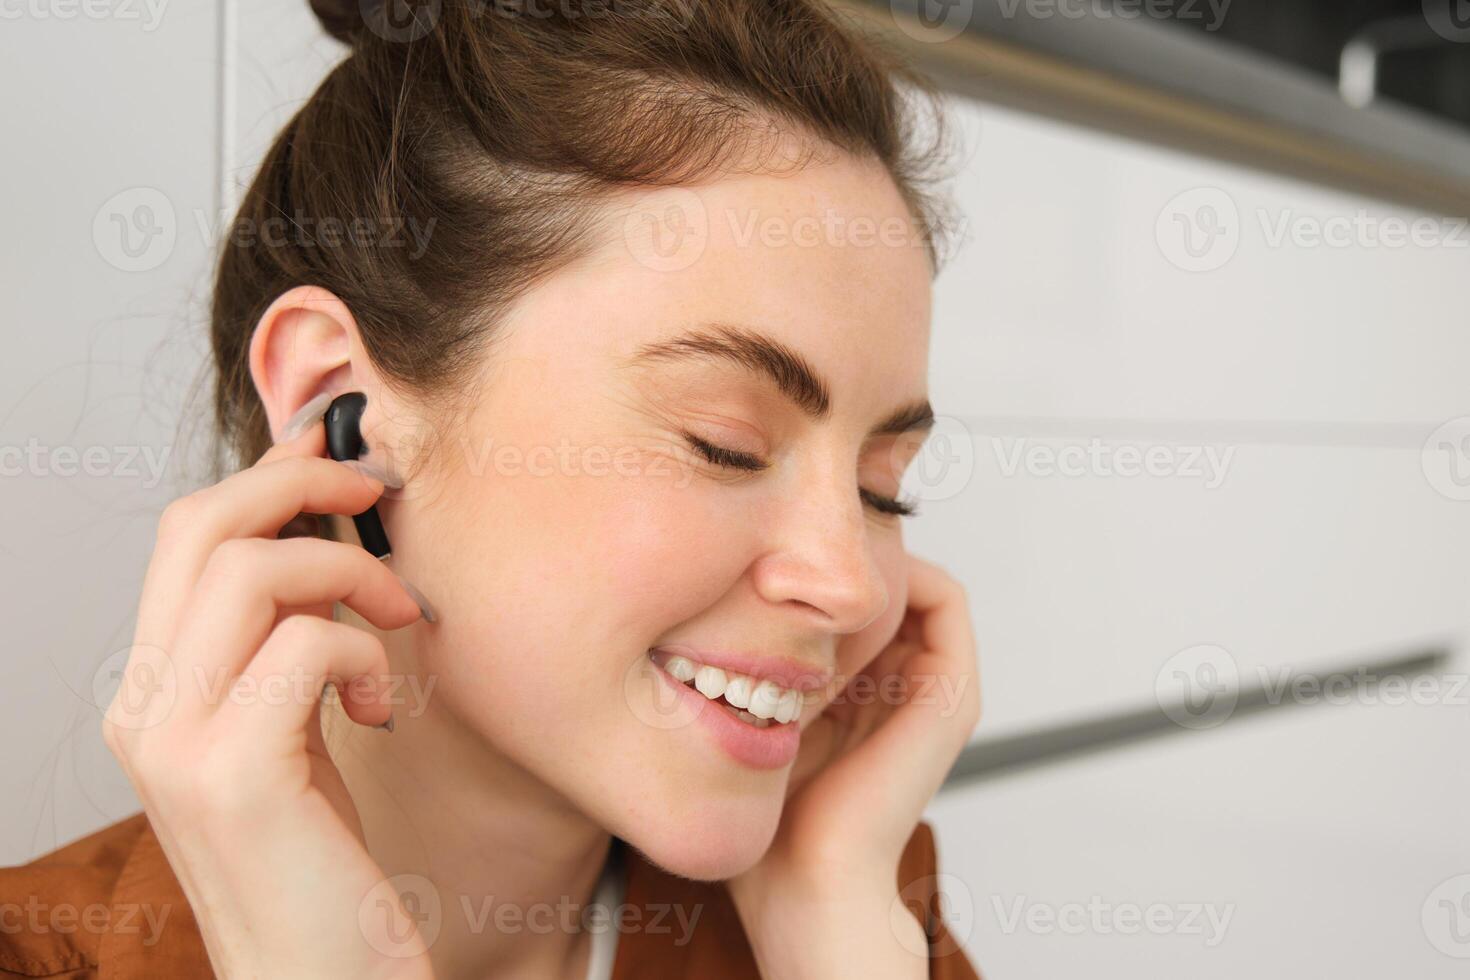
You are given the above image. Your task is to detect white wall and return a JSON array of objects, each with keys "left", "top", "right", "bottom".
[
  {"left": 914, "top": 100, "right": 1470, "bottom": 978},
  {"left": 3, "top": 4, "right": 1467, "bottom": 975},
  {"left": 1, "top": 0, "right": 221, "bottom": 860}
]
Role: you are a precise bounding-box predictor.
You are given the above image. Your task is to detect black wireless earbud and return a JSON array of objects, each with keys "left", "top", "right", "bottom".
[{"left": 324, "top": 391, "right": 393, "bottom": 560}]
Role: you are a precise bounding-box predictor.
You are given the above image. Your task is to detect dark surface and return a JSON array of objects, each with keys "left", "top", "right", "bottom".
[
  {"left": 943, "top": 646, "right": 1451, "bottom": 787},
  {"left": 1155, "top": 0, "right": 1470, "bottom": 129}
]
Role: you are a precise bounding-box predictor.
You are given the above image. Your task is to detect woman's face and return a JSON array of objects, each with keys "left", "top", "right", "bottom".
[{"left": 380, "top": 150, "right": 934, "bottom": 880}]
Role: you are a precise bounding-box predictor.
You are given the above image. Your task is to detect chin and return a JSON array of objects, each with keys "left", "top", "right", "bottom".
[
  {"left": 626, "top": 829, "right": 774, "bottom": 882},
  {"left": 614, "top": 791, "right": 785, "bottom": 882}
]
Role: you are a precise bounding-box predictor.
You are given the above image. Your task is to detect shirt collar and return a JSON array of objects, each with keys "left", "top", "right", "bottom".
[{"left": 97, "top": 816, "right": 748, "bottom": 980}]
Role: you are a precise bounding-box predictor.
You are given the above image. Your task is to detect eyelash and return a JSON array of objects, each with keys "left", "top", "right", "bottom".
[{"left": 682, "top": 433, "right": 920, "bottom": 519}]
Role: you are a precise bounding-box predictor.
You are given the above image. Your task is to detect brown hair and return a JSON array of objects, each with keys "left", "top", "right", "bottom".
[{"left": 208, "top": 0, "right": 960, "bottom": 489}]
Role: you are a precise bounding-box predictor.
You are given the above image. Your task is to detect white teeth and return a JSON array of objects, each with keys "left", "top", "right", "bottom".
[
  {"left": 693, "top": 665, "right": 727, "bottom": 700},
  {"left": 747, "top": 680, "right": 783, "bottom": 720},
  {"left": 664, "top": 654, "right": 698, "bottom": 683},
  {"left": 652, "top": 651, "right": 803, "bottom": 727},
  {"left": 775, "top": 688, "right": 800, "bottom": 724},
  {"left": 722, "top": 675, "right": 753, "bottom": 709}
]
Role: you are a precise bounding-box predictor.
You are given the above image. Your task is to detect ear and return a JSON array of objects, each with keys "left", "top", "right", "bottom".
[{"left": 249, "top": 285, "right": 363, "bottom": 443}]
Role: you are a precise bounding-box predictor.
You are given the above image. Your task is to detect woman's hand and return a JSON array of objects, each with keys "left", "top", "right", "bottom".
[
  {"left": 102, "top": 413, "right": 435, "bottom": 980},
  {"left": 726, "top": 553, "right": 981, "bottom": 980}
]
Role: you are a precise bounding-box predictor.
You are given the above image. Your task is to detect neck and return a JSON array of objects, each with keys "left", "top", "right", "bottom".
[{"left": 328, "top": 609, "right": 612, "bottom": 980}]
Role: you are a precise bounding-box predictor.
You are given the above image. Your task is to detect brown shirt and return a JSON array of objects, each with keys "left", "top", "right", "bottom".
[{"left": 0, "top": 813, "right": 981, "bottom": 979}]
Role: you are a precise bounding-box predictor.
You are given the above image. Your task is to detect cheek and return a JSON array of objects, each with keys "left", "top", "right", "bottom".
[
  {"left": 594, "top": 462, "right": 756, "bottom": 628},
  {"left": 394, "top": 429, "right": 894, "bottom": 876},
  {"left": 416, "top": 441, "right": 755, "bottom": 734}
]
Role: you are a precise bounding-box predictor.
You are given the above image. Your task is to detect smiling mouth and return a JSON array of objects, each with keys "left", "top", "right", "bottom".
[{"left": 647, "top": 649, "right": 805, "bottom": 729}]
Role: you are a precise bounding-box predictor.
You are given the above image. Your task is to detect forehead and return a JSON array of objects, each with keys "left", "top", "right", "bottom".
[{"left": 496, "top": 155, "right": 933, "bottom": 408}]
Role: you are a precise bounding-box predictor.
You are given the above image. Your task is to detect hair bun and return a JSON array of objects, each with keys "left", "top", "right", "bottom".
[
  {"left": 308, "top": 0, "right": 369, "bottom": 45},
  {"left": 310, "top": 0, "right": 443, "bottom": 46}
]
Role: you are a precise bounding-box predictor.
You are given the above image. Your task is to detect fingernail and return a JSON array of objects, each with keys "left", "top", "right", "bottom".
[
  {"left": 282, "top": 392, "right": 333, "bottom": 442},
  {"left": 375, "top": 713, "right": 395, "bottom": 733},
  {"left": 396, "top": 574, "right": 439, "bottom": 624},
  {"left": 341, "top": 457, "right": 405, "bottom": 489}
]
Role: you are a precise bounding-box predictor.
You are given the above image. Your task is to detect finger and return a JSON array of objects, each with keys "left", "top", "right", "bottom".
[
  {"left": 900, "top": 555, "right": 980, "bottom": 717},
  {"left": 134, "top": 448, "right": 387, "bottom": 648},
  {"left": 218, "top": 615, "right": 393, "bottom": 738},
  {"left": 166, "top": 536, "right": 421, "bottom": 720},
  {"left": 257, "top": 410, "right": 330, "bottom": 465},
  {"left": 879, "top": 556, "right": 980, "bottom": 765},
  {"left": 814, "top": 556, "right": 980, "bottom": 840},
  {"left": 828, "top": 556, "right": 967, "bottom": 729}
]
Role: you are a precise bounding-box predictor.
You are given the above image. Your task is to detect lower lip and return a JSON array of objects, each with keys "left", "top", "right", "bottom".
[{"left": 647, "top": 656, "right": 801, "bottom": 770}]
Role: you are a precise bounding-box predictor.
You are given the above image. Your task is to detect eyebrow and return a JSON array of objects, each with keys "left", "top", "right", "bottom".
[{"left": 624, "top": 323, "right": 935, "bottom": 439}]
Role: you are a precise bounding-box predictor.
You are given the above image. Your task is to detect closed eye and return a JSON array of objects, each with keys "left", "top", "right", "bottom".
[{"left": 682, "top": 432, "right": 919, "bottom": 518}]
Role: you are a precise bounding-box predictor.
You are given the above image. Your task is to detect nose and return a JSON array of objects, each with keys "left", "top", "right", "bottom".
[{"left": 749, "top": 459, "right": 891, "bottom": 635}]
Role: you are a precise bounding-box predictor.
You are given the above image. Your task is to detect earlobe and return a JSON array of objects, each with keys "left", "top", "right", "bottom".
[{"left": 249, "top": 285, "right": 359, "bottom": 442}]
